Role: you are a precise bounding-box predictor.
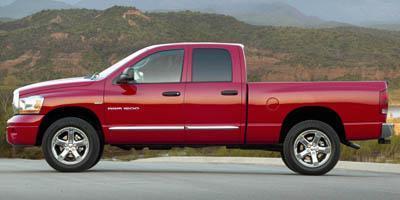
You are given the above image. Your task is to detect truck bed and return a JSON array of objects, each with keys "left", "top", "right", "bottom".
[{"left": 246, "top": 81, "right": 387, "bottom": 143}]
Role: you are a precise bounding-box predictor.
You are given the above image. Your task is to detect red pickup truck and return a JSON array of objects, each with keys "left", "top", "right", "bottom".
[{"left": 7, "top": 43, "right": 394, "bottom": 175}]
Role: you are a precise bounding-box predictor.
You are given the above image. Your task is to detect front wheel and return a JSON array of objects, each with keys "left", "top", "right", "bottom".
[
  {"left": 42, "top": 117, "right": 102, "bottom": 172},
  {"left": 282, "top": 120, "right": 340, "bottom": 175}
]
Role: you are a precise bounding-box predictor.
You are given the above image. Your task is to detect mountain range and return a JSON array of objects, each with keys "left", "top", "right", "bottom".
[
  {"left": 0, "top": 0, "right": 350, "bottom": 28},
  {"left": 0, "top": 17, "right": 14, "bottom": 22},
  {"left": 2, "top": 0, "right": 400, "bottom": 29},
  {"left": 0, "top": 0, "right": 73, "bottom": 19}
]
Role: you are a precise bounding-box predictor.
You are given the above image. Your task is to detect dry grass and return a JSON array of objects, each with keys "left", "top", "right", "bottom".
[
  {"left": 390, "top": 89, "right": 400, "bottom": 106},
  {"left": 340, "top": 136, "right": 400, "bottom": 163}
]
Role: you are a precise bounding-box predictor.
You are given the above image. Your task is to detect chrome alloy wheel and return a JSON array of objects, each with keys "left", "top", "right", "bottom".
[
  {"left": 51, "top": 127, "right": 90, "bottom": 165},
  {"left": 293, "top": 129, "right": 332, "bottom": 168}
]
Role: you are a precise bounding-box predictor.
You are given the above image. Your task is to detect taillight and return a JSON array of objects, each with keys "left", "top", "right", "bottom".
[{"left": 379, "top": 89, "right": 388, "bottom": 114}]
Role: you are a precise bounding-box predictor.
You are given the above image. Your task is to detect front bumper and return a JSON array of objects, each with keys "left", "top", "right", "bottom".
[
  {"left": 378, "top": 123, "right": 394, "bottom": 144},
  {"left": 6, "top": 115, "right": 44, "bottom": 146}
]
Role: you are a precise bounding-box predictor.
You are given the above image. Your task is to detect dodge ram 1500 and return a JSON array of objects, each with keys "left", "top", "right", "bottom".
[{"left": 7, "top": 43, "right": 394, "bottom": 175}]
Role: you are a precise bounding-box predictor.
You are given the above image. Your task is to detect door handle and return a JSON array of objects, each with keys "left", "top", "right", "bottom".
[
  {"left": 162, "top": 91, "right": 181, "bottom": 97},
  {"left": 221, "top": 90, "right": 238, "bottom": 96}
]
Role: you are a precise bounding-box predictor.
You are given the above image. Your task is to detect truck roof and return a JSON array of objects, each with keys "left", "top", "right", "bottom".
[{"left": 147, "top": 42, "right": 245, "bottom": 49}]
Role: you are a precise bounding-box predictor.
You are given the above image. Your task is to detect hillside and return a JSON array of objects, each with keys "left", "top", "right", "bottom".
[{"left": 0, "top": 7, "right": 400, "bottom": 99}]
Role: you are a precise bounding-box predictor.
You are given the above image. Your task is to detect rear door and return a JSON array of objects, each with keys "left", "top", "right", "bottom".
[{"left": 184, "top": 46, "right": 245, "bottom": 144}]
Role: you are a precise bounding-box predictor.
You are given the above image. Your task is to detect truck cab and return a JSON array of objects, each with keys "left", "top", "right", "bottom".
[
  {"left": 7, "top": 43, "right": 394, "bottom": 175},
  {"left": 103, "top": 43, "right": 246, "bottom": 145}
]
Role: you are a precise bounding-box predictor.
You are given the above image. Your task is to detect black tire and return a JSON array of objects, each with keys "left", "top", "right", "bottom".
[
  {"left": 89, "top": 144, "right": 104, "bottom": 170},
  {"left": 42, "top": 117, "right": 102, "bottom": 172},
  {"left": 280, "top": 150, "right": 297, "bottom": 172},
  {"left": 282, "top": 120, "right": 340, "bottom": 175}
]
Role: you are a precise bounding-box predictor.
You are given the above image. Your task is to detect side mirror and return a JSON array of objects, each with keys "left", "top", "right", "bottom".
[{"left": 116, "top": 68, "right": 135, "bottom": 84}]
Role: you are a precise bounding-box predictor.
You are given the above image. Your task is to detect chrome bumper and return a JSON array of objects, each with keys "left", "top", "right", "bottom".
[{"left": 379, "top": 123, "right": 394, "bottom": 144}]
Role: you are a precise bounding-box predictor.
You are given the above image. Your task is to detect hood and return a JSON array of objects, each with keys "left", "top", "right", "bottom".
[{"left": 16, "top": 77, "right": 94, "bottom": 96}]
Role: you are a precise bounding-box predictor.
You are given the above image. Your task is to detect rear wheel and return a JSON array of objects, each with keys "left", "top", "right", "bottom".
[
  {"left": 282, "top": 120, "right": 340, "bottom": 175},
  {"left": 42, "top": 117, "right": 101, "bottom": 172}
]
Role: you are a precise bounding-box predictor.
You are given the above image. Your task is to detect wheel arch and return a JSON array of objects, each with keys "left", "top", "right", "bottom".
[
  {"left": 37, "top": 106, "right": 104, "bottom": 146},
  {"left": 279, "top": 106, "right": 346, "bottom": 143}
]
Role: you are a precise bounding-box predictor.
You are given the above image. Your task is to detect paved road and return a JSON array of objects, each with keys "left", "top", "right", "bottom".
[{"left": 0, "top": 158, "right": 399, "bottom": 200}]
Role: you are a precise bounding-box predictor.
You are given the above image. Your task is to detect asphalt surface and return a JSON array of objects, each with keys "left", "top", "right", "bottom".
[{"left": 0, "top": 158, "right": 399, "bottom": 200}]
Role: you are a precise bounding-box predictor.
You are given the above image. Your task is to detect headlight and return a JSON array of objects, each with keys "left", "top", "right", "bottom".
[
  {"left": 12, "top": 89, "right": 19, "bottom": 113},
  {"left": 15, "top": 95, "right": 44, "bottom": 114}
]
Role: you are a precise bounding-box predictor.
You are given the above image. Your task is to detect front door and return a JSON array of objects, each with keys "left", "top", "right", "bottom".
[{"left": 104, "top": 49, "right": 187, "bottom": 144}]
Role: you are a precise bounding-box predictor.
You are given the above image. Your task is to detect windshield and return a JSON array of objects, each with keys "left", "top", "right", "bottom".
[{"left": 97, "top": 46, "right": 153, "bottom": 79}]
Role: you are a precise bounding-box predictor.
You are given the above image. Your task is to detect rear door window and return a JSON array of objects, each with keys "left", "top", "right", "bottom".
[{"left": 192, "top": 48, "right": 232, "bottom": 82}]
